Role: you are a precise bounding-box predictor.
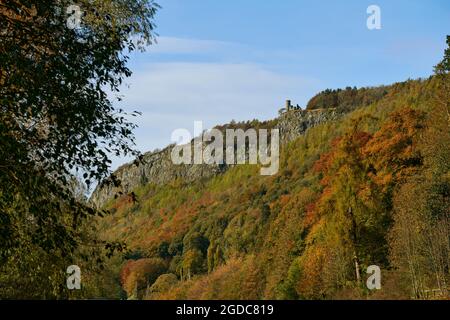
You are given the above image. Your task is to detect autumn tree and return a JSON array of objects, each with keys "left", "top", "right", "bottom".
[
  {"left": 180, "top": 249, "right": 205, "bottom": 280},
  {"left": 120, "top": 258, "right": 167, "bottom": 299},
  {"left": 296, "top": 108, "right": 426, "bottom": 297},
  {"left": 388, "top": 38, "right": 449, "bottom": 299}
]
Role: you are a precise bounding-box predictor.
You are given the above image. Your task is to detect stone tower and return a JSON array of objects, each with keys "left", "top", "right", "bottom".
[{"left": 285, "top": 99, "right": 291, "bottom": 111}]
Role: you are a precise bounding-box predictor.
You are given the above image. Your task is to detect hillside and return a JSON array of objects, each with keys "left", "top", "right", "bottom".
[{"left": 90, "top": 76, "right": 449, "bottom": 300}]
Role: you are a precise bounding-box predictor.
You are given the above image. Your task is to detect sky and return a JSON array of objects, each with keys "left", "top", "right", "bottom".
[{"left": 110, "top": 0, "right": 450, "bottom": 170}]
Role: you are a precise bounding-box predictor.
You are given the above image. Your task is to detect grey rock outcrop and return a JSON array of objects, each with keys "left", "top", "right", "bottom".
[
  {"left": 90, "top": 146, "right": 226, "bottom": 207},
  {"left": 277, "top": 108, "right": 341, "bottom": 143}
]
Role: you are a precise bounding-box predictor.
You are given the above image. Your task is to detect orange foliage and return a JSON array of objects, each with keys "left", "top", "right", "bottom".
[
  {"left": 363, "top": 107, "right": 426, "bottom": 188},
  {"left": 297, "top": 245, "right": 327, "bottom": 298},
  {"left": 120, "top": 258, "right": 167, "bottom": 297}
]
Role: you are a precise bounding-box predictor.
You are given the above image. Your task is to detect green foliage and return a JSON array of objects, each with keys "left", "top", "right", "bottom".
[
  {"left": 146, "top": 273, "right": 178, "bottom": 299},
  {"left": 306, "top": 86, "right": 388, "bottom": 112},
  {"left": 180, "top": 249, "right": 205, "bottom": 280},
  {"left": 0, "top": 0, "right": 158, "bottom": 298}
]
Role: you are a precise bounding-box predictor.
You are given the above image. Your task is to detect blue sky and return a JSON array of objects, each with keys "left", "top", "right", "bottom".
[{"left": 111, "top": 0, "right": 450, "bottom": 169}]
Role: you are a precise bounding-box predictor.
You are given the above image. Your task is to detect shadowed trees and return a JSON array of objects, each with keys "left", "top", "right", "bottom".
[{"left": 0, "top": 0, "right": 158, "bottom": 298}]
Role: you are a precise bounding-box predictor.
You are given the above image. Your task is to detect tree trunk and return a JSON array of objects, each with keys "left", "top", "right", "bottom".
[
  {"left": 348, "top": 207, "right": 361, "bottom": 283},
  {"left": 354, "top": 253, "right": 361, "bottom": 283}
]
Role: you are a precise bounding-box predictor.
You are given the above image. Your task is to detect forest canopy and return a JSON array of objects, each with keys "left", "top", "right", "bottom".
[{"left": 96, "top": 37, "right": 449, "bottom": 300}]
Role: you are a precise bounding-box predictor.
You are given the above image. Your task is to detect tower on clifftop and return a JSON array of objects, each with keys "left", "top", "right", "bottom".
[{"left": 285, "top": 99, "right": 291, "bottom": 111}]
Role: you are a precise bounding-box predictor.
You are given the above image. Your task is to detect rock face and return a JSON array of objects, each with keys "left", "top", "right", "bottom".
[
  {"left": 277, "top": 108, "right": 341, "bottom": 143},
  {"left": 91, "top": 107, "right": 343, "bottom": 207},
  {"left": 90, "top": 147, "right": 226, "bottom": 207}
]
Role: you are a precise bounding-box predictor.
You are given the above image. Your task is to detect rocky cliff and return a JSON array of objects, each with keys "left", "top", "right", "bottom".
[
  {"left": 277, "top": 108, "right": 341, "bottom": 142},
  {"left": 90, "top": 146, "right": 226, "bottom": 207},
  {"left": 91, "top": 107, "right": 343, "bottom": 207}
]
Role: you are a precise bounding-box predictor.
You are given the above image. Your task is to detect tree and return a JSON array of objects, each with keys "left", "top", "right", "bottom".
[
  {"left": 363, "top": 108, "right": 426, "bottom": 189},
  {"left": 0, "top": 0, "right": 158, "bottom": 298},
  {"left": 434, "top": 35, "right": 450, "bottom": 75},
  {"left": 146, "top": 273, "right": 178, "bottom": 299},
  {"left": 120, "top": 258, "right": 167, "bottom": 299},
  {"left": 433, "top": 35, "right": 450, "bottom": 122},
  {"left": 296, "top": 115, "right": 402, "bottom": 297},
  {"left": 181, "top": 249, "right": 205, "bottom": 280},
  {"left": 389, "top": 38, "right": 450, "bottom": 299}
]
